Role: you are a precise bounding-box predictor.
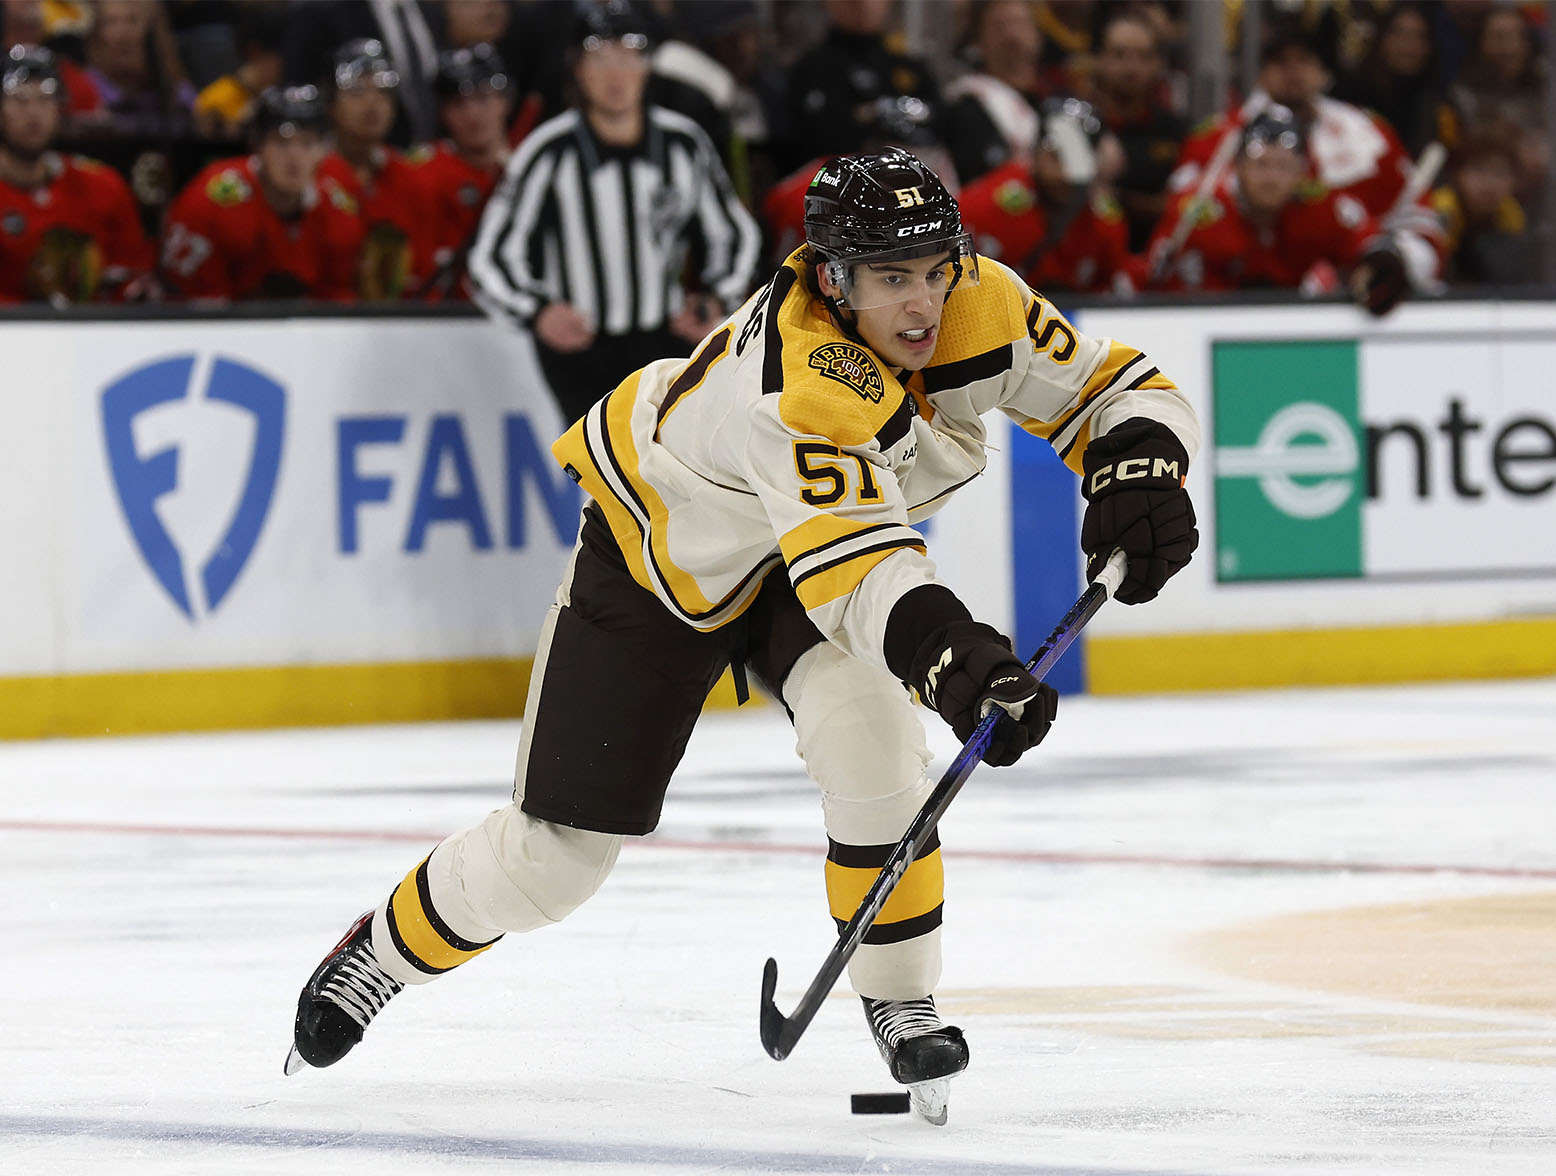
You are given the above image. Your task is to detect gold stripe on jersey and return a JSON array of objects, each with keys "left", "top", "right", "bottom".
[
  {"left": 792, "top": 534, "right": 926, "bottom": 611},
  {"left": 554, "top": 375, "right": 773, "bottom": 629},
  {"left": 385, "top": 857, "right": 502, "bottom": 975},
  {"left": 1012, "top": 333, "right": 1184, "bottom": 474},
  {"left": 825, "top": 832, "right": 944, "bottom": 945}
]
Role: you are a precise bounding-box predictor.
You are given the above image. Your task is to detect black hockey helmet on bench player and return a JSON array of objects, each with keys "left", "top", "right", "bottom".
[
  {"left": 2, "top": 43, "right": 62, "bottom": 97},
  {"left": 802, "top": 146, "right": 978, "bottom": 310}
]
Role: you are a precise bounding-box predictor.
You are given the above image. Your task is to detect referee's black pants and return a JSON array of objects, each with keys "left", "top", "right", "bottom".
[{"left": 536, "top": 327, "right": 690, "bottom": 425}]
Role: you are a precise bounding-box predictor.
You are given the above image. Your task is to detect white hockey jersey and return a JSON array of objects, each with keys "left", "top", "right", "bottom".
[{"left": 552, "top": 251, "right": 1199, "bottom": 671}]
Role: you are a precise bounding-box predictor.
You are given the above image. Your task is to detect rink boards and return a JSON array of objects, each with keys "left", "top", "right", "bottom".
[{"left": 2, "top": 298, "right": 1553, "bottom": 737}]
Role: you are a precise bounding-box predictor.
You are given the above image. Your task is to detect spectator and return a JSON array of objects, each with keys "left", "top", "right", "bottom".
[
  {"left": 1033, "top": 0, "right": 1095, "bottom": 95},
  {"left": 315, "top": 37, "right": 435, "bottom": 300},
  {"left": 79, "top": 0, "right": 195, "bottom": 135},
  {"left": 192, "top": 3, "right": 284, "bottom": 138},
  {"left": 1334, "top": 2, "right": 1454, "bottom": 159},
  {"left": 0, "top": 43, "right": 150, "bottom": 302},
  {"left": 1450, "top": 6, "right": 1548, "bottom": 214},
  {"left": 959, "top": 96, "right": 1132, "bottom": 294},
  {"left": 160, "top": 85, "right": 362, "bottom": 300},
  {"left": 1091, "top": 8, "right": 1185, "bottom": 253},
  {"left": 282, "top": 0, "right": 439, "bottom": 145},
  {"left": 943, "top": 0, "right": 1044, "bottom": 185},
  {"left": 779, "top": 0, "right": 942, "bottom": 175},
  {"left": 1145, "top": 106, "right": 1415, "bottom": 317},
  {"left": 415, "top": 42, "right": 511, "bottom": 298},
  {"left": 467, "top": 0, "right": 760, "bottom": 425},
  {"left": 1430, "top": 132, "right": 1537, "bottom": 285}
]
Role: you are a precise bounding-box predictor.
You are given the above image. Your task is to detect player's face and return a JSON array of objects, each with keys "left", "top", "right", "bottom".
[
  {"left": 258, "top": 127, "right": 325, "bottom": 196},
  {"left": 1237, "top": 143, "right": 1305, "bottom": 213},
  {"left": 332, "top": 84, "right": 397, "bottom": 143},
  {"left": 0, "top": 84, "right": 60, "bottom": 157},
  {"left": 442, "top": 89, "right": 508, "bottom": 153},
  {"left": 823, "top": 253, "right": 950, "bottom": 372},
  {"left": 574, "top": 40, "right": 649, "bottom": 117}
]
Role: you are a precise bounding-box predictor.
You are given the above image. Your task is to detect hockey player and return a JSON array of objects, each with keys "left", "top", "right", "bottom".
[
  {"left": 958, "top": 97, "right": 1134, "bottom": 295},
  {"left": 160, "top": 86, "right": 362, "bottom": 301},
  {"left": 0, "top": 44, "right": 152, "bottom": 303},
  {"left": 413, "top": 43, "right": 513, "bottom": 300},
  {"left": 1143, "top": 107, "right": 1412, "bottom": 315},
  {"left": 287, "top": 147, "right": 1199, "bottom": 1119},
  {"left": 315, "top": 38, "right": 436, "bottom": 300}
]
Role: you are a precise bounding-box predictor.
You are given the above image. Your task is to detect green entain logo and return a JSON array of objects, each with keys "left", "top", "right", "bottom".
[{"left": 1214, "top": 401, "right": 1358, "bottom": 520}]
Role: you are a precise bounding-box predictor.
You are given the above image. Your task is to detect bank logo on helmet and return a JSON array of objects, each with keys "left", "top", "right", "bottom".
[{"left": 809, "top": 342, "right": 885, "bottom": 403}]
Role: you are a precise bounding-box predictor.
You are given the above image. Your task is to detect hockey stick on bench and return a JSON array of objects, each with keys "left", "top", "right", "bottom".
[{"left": 759, "top": 548, "right": 1130, "bottom": 1061}]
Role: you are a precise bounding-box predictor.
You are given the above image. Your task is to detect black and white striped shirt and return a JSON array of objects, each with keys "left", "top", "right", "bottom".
[{"left": 468, "top": 106, "right": 761, "bottom": 335}]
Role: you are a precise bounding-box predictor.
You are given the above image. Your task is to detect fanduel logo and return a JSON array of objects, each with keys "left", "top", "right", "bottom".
[{"left": 101, "top": 354, "right": 285, "bottom": 619}]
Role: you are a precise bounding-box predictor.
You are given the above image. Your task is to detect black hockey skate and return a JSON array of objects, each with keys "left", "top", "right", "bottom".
[
  {"left": 284, "top": 910, "right": 403, "bottom": 1076},
  {"left": 861, "top": 995, "right": 969, "bottom": 1125}
]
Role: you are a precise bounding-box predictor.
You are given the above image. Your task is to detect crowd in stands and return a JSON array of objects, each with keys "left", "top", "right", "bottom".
[{"left": 0, "top": 0, "right": 1550, "bottom": 311}]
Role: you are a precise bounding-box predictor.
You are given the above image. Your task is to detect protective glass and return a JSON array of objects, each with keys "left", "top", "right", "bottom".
[{"left": 825, "top": 237, "right": 980, "bottom": 310}]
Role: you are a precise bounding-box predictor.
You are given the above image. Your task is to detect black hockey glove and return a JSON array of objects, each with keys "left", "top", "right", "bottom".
[
  {"left": 1349, "top": 237, "right": 1409, "bottom": 318},
  {"left": 909, "top": 621, "right": 1058, "bottom": 767},
  {"left": 1081, "top": 418, "right": 1198, "bottom": 605}
]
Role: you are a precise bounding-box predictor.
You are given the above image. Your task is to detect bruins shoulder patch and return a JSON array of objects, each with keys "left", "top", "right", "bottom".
[
  {"left": 809, "top": 342, "right": 884, "bottom": 403},
  {"left": 207, "top": 168, "right": 252, "bottom": 207}
]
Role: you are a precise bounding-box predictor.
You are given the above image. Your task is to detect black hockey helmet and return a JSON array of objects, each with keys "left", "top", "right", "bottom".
[
  {"left": 251, "top": 85, "right": 327, "bottom": 140},
  {"left": 574, "top": 0, "right": 654, "bottom": 54},
  {"left": 803, "top": 146, "right": 977, "bottom": 308},
  {"left": 2, "top": 43, "right": 62, "bottom": 98},
  {"left": 436, "top": 43, "right": 510, "bottom": 100},
  {"left": 330, "top": 37, "right": 399, "bottom": 93},
  {"left": 1241, "top": 104, "right": 1307, "bottom": 158}
]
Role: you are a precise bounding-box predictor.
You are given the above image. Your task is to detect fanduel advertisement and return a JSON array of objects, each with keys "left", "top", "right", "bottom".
[
  {"left": 1213, "top": 335, "right": 1556, "bottom": 583},
  {"left": 3, "top": 319, "right": 585, "bottom": 675}
]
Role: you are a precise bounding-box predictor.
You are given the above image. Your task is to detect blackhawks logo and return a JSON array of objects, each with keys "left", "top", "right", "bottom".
[
  {"left": 206, "top": 168, "right": 252, "bottom": 206},
  {"left": 809, "top": 342, "right": 885, "bottom": 403}
]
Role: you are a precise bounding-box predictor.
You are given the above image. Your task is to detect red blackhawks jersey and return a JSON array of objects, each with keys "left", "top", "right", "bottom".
[
  {"left": 957, "top": 160, "right": 1131, "bottom": 294},
  {"left": 1143, "top": 179, "right": 1378, "bottom": 291},
  {"left": 0, "top": 153, "right": 152, "bottom": 303},
  {"left": 316, "top": 149, "right": 436, "bottom": 299},
  {"left": 1170, "top": 93, "right": 1416, "bottom": 220},
  {"left": 408, "top": 141, "right": 503, "bottom": 296},
  {"left": 160, "top": 155, "right": 363, "bottom": 301}
]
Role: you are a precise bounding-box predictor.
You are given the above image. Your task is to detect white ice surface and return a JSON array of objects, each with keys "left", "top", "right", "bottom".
[{"left": 2, "top": 679, "right": 1554, "bottom": 1175}]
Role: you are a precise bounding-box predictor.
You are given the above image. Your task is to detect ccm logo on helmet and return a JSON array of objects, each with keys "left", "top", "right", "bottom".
[
  {"left": 896, "top": 219, "right": 945, "bottom": 238},
  {"left": 1088, "top": 457, "right": 1183, "bottom": 494}
]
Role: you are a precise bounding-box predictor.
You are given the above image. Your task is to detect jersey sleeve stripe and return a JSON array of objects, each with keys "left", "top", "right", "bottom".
[
  {"left": 790, "top": 537, "right": 926, "bottom": 611},
  {"left": 657, "top": 325, "right": 732, "bottom": 433},
  {"left": 762, "top": 266, "right": 799, "bottom": 394},
  {"left": 780, "top": 516, "right": 910, "bottom": 569},
  {"left": 921, "top": 344, "right": 1012, "bottom": 394}
]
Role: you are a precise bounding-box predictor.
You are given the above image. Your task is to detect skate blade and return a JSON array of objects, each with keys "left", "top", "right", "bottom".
[
  {"left": 908, "top": 1078, "right": 949, "bottom": 1126},
  {"left": 283, "top": 1045, "right": 308, "bottom": 1077}
]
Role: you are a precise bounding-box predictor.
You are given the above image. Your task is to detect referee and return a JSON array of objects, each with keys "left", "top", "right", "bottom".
[{"left": 468, "top": 0, "right": 761, "bottom": 424}]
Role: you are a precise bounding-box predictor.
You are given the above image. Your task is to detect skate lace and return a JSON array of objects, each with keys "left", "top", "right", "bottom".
[
  {"left": 867, "top": 997, "right": 945, "bottom": 1048},
  {"left": 321, "top": 942, "right": 403, "bottom": 1031}
]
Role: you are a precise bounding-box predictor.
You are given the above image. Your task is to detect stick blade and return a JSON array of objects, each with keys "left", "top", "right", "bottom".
[{"left": 759, "top": 957, "right": 791, "bottom": 1060}]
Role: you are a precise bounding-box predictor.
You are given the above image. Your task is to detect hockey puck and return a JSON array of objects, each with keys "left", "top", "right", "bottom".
[{"left": 850, "top": 1092, "right": 911, "bottom": 1114}]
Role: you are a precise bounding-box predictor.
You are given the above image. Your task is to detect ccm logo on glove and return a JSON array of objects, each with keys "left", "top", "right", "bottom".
[
  {"left": 1086, "top": 455, "right": 1184, "bottom": 495},
  {"left": 1081, "top": 418, "right": 1198, "bottom": 605}
]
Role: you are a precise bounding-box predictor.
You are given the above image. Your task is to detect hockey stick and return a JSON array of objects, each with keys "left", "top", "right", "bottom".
[{"left": 759, "top": 548, "right": 1130, "bottom": 1061}]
